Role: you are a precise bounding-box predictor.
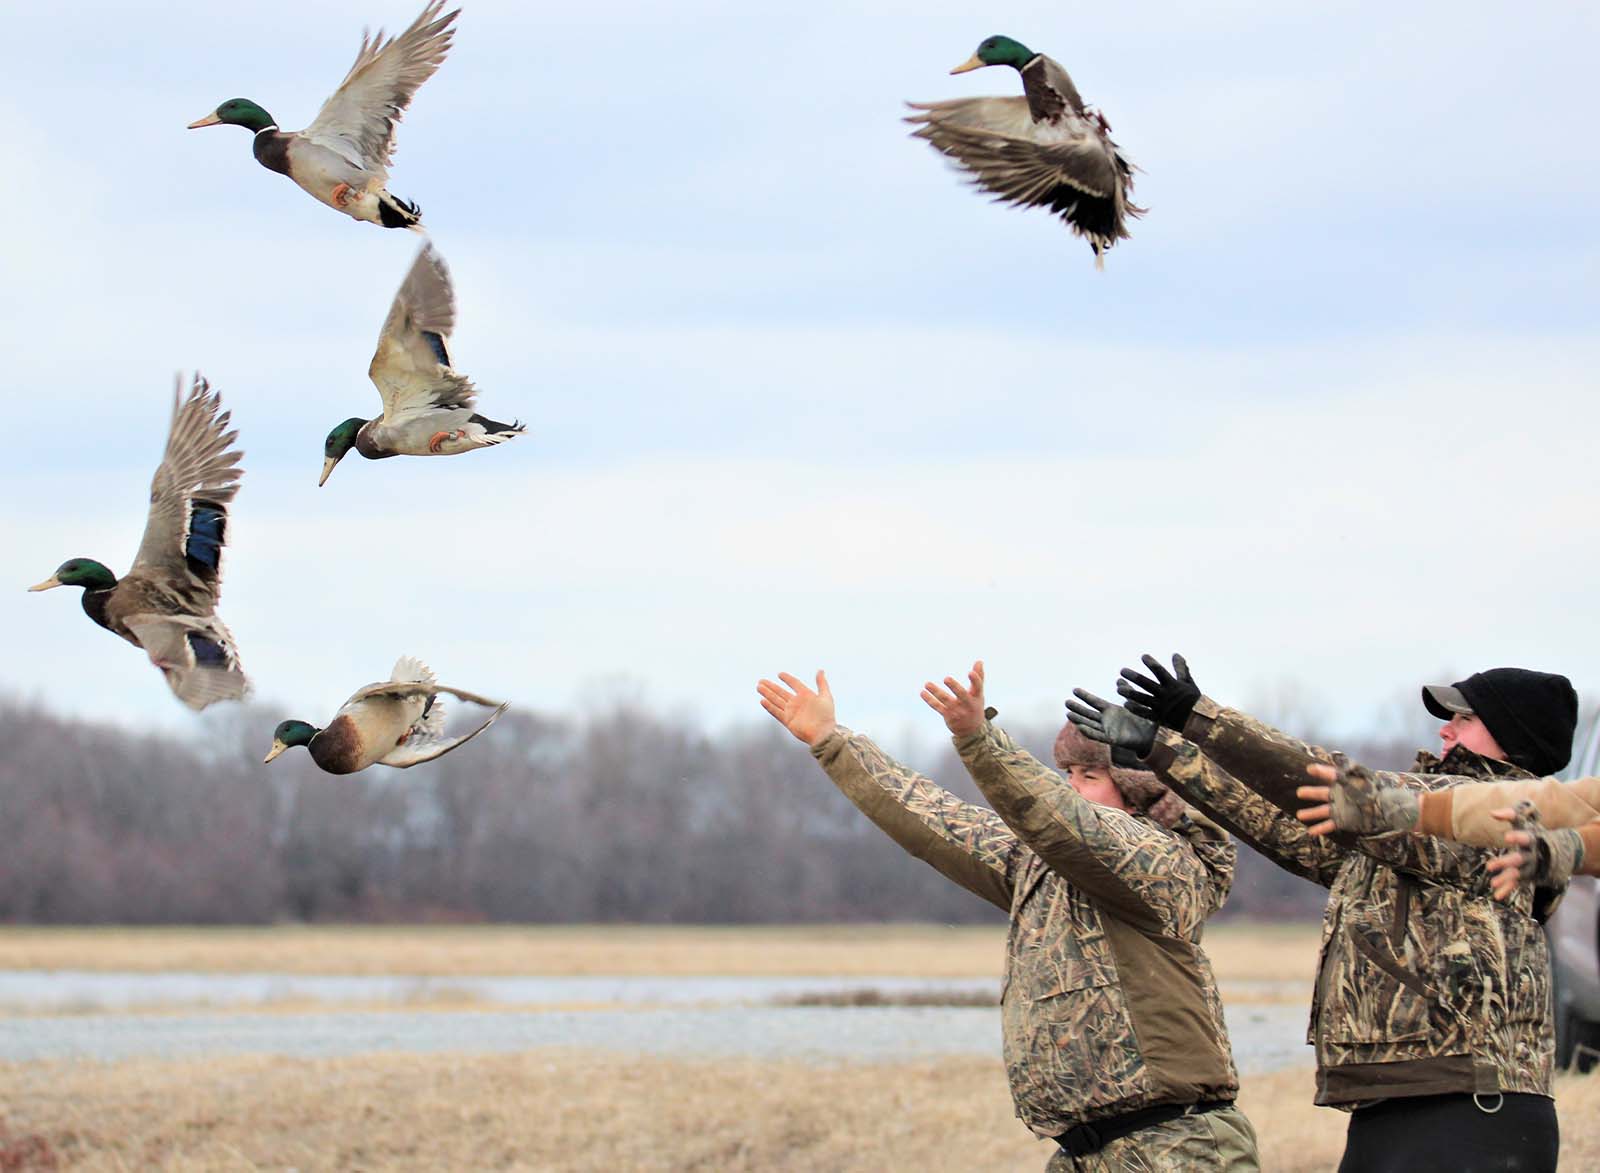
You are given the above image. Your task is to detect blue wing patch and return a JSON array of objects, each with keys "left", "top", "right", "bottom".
[
  {"left": 185, "top": 503, "right": 227, "bottom": 575},
  {"left": 186, "top": 630, "right": 230, "bottom": 667},
  {"left": 421, "top": 330, "right": 451, "bottom": 367}
]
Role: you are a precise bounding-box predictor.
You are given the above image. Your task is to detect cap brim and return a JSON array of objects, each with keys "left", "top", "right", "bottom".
[{"left": 1421, "top": 683, "right": 1473, "bottom": 720}]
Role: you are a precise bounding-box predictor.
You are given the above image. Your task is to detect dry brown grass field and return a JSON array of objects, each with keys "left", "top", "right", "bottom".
[
  {"left": 1, "top": 1052, "right": 1597, "bottom": 1171},
  {"left": 0, "top": 920, "right": 1322, "bottom": 983},
  {"left": 2, "top": 923, "right": 1592, "bottom": 1170}
]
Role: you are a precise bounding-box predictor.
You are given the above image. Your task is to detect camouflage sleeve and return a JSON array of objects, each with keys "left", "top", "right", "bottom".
[
  {"left": 952, "top": 723, "right": 1212, "bottom": 936},
  {"left": 1319, "top": 789, "right": 1488, "bottom": 885},
  {"left": 1312, "top": 769, "right": 1585, "bottom": 891},
  {"left": 1173, "top": 813, "right": 1238, "bottom": 918},
  {"left": 1179, "top": 696, "right": 1337, "bottom": 818},
  {"left": 1414, "top": 776, "right": 1600, "bottom": 846},
  {"left": 1144, "top": 729, "right": 1346, "bottom": 888},
  {"left": 810, "top": 726, "right": 1020, "bottom": 912}
]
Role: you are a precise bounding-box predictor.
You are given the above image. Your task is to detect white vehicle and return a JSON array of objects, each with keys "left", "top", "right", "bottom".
[{"left": 1547, "top": 709, "right": 1600, "bottom": 1070}]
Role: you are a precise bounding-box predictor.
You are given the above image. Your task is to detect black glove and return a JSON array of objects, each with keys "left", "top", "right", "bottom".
[
  {"left": 1116, "top": 653, "right": 1200, "bottom": 732},
  {"left": 1110, "top": 744, "right": 1144, "bottom": 770},
  {"left": 1065, "top": 689, "right": 1156, "bottom": 757}
]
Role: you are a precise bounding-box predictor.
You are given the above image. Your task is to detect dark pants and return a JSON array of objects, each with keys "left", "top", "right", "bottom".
[{"left": 1338, "top": 1093, "right": 1558, "bottom": 1173}]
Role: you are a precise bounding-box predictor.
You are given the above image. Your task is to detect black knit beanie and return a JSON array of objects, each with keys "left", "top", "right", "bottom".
[{"left": 1420, "top": 668, "right": 1578, "bottom": 777}]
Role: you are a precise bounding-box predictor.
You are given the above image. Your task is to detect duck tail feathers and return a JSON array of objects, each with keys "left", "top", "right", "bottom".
[
  {"left": 378, "top": 192, "right": 423, "bottom": 230},
  {"left": 469, "top": 413, "right": 527, "bottom": 443}
]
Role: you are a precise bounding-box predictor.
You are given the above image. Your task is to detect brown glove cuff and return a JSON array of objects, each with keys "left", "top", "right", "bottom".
[
  {"left": 1579, "top": 824, "right": 1600, "bottom": 875},
  {"left": 1415, "top": 790, "right": 1455, "bottom": 838}
]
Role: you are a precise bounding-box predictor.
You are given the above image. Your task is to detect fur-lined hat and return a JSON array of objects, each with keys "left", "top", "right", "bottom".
[{"left": 1053, "top": 720, "right": 1186, "bottom": 829}]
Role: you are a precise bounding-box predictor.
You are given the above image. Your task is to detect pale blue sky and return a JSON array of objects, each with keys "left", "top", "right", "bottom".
[{"left": 4, "top": 1, "right": 1597, "bottom": 749}]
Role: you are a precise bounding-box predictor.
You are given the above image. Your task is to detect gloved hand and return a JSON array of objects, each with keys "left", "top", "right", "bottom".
[
  {"left": 1110, "top": 744, "right": 1145, "bottom": 770},
  {"left": 1296, "top": 762, "right": 1419, "bottom": 837},
  {"left": 1065, "top": 689, "right": 1156, "bottom": 757},
  {"left": 1487, "top": 802, "right": 1586, "bottom": 902},
  {"left": 1117, "top": 654, "right": 1201, "bottom": 732}
]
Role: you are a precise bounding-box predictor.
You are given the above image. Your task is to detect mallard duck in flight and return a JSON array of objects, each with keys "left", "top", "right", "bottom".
[
  {"left": 320, "top": 240, "right": 524, "bottom": 485},
  {"left": 907, "top": 35, "right": 1143, "bottom": 267},
  {"left": 263, "top": 656, "right": 509, "bottom": 774},
  {"left": 28, "top": 375, "right": 249, "bottom": 710},
  {"left": 187, "top": 1, "right": 458, "bottom": 229}
]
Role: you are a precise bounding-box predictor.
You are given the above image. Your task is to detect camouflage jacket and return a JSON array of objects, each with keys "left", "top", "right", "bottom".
[
  {"left": 811, "top": 723, "right": 1239, "bottom": 1137},
  {"left": 1143, "top": 697, "right": 1554, "bottom": 1108}
]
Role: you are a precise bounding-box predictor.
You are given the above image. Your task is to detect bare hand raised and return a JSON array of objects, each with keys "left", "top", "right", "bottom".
[
  {"left": 757, "top": 670, "right": 838, "bottom": 746},
  {"left": 921, "top": 661, "right": 987, "bottom": 737}
]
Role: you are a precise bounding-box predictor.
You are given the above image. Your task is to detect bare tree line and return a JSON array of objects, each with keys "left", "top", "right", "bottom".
[{"left": 0, "top": 696, "right": 1424, "bottom": 925}]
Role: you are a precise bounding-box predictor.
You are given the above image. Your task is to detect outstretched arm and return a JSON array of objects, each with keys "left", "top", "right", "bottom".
[
  {"left": 758, "top": 669, "right": 1019, "bottom": 911},
  {"left": 1296, "top": 761, "right": 1600, "bottom": 898},
  {"left": 1068, "top": 689, "right": 1346, "bottom": 888},
  {"left": 1336, "top": 772, "right": 1600, "bottom": 847},
  {"left": 1119, "top": 653, "right": 1334, "bottom": 817},
  {"left": 924, "top": 664, "right": 1211, "bottom": 936}
]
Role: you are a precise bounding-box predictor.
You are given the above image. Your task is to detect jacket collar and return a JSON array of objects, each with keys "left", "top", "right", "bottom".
[{"left": 1409, "top": 744, "right": 1535, "bottom": 782}]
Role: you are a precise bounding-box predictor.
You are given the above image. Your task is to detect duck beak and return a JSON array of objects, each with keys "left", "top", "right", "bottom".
[
  {"left": 27, "top": 575, "right": 62, "bottom": 592},
  {"left": 950, "top": 54, "right": 986, "bottom": 74},
  {"left": 318, "top": 455, "right": 342, "bottom": 487},
  {"left": 263, "top": 739, "right": 289, "bottom": 764},
  {"left": 187, "top": 112, "right": 224, "bottom": 129}
]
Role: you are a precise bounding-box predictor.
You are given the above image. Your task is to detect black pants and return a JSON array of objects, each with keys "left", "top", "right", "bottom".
[{"left": 1338, "top": 1092, "right": 1558, "bottom": 1173}]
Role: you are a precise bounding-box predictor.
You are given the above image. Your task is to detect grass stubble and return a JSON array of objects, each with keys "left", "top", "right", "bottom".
[
  {"left": 0, "top": 923, "right": 1594, "bottom": 1170},
  {"left": 3, "top": 1053, "right": 1598, "bottom": 1172}
]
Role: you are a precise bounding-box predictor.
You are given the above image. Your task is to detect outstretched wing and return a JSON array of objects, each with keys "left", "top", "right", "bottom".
[
  {"left": 124, "top": 612, "right": 249, "bottom": 711},
  {"left": 368, "top": 242, "right": 477, "bottom": 422},
  {"left": 346, "top": 679, "right": 504, "bottom": 710},
  {"left": 907, "top": 97, "right": 1122, "bottom": 208},
  {"left": 379, "top": 699, "right": 510, "bottom": 768},
  {"left": 129, "top": 374, "right": 244, "bottom": 606},
  {"left": 300, "top": 1, "right": 459, "bottom": 180}
]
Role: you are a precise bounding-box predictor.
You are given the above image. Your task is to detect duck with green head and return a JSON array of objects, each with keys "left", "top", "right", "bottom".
[
  {"left": 320, "top": 241, "right": 524, "bottom": 485},
  {"left": 907, "top": 34, "right": 1143, "bottom": 267},
  {"left": 263, "top": 656, "right": 509, "bottom": 774},
  {"left": 29, "top": 375, "right": 250, "bottom": 711},
  {"left": 187, "top": 2, "right": 458, "bottom": 229}
]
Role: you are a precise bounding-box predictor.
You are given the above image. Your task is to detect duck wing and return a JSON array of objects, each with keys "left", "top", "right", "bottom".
[
  {"left": 378, "top": 697, "right": 510, "bottom": 768},
  {"left": 338, "top": 659, "right": 507, "bottom": 769},
  {"left": 1020, "top": 54, "right": 1088, "bottom": 123},
  {"left": 345, "top": 678, "right": 504, "bottom": 711},
  {"left": 906, "top": 96, "right": 1123, "bottom": 208},
  {"left": 369, "top": 242, "right": 477, "bottom": 422},
  {"left": 123, "top": 612, "right": 249, "bottom": 710},
  {"left": 300, "top": 1, "right": 459, "bottom": 181},
  {"left": 128, "top": 373, "right": 244, "bottom": 608}
]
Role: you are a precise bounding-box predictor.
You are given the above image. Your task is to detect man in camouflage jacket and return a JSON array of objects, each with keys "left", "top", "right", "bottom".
[
  {"left": 1294, "top": 667, "right": 1589, "bottom": 901},
  {"left": 758, "top": 663, "right": 1258, "bottom": 1172},
  {"left": 1069, "top": 656, "right": 1569, "bottom": 1172}
]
